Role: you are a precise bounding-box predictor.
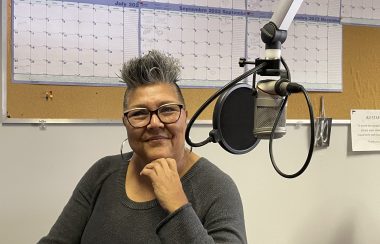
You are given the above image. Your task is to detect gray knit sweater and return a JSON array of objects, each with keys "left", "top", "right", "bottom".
[{"left": 38, "top": 153, "right": 247, "bottom": 243}]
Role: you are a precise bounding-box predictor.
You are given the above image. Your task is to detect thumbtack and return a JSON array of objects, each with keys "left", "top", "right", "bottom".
[
  {"left": 45, "top": 91, "right": 53, "bottom": 100},
  {"left": 39, "top": 120, "right": 47, "bottom": 130}
]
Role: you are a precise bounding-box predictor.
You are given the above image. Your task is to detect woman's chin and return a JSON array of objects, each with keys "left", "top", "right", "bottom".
[{"left": 145, "top": 150, "right": 173, "bottom": 162}]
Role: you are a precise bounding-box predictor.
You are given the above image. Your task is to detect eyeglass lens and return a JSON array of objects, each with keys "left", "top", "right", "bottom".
[{"left": 126, "top": 104, "right": 182, "bottom": 127}]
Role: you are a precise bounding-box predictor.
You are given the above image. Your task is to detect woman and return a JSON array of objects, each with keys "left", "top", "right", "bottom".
[{"left": 39, "top": 50, "right": 247, "bottom": 243}]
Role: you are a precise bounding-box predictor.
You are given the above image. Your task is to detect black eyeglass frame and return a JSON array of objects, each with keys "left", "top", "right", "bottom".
[{"left": 123, "top": 103, "right": 184, "bottom": 128}]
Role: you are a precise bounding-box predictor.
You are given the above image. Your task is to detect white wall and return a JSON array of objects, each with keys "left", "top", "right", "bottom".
[
  {"left": 2, "top": 3, "right": 380, "bottom": 243},
  {"left": 0, "top": 123, "right": 380, "bottom": 244}
]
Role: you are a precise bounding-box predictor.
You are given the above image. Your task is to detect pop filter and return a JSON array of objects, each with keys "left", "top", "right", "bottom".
[{"left": 212, "top": 83, "right": 260, "bottom": 154}]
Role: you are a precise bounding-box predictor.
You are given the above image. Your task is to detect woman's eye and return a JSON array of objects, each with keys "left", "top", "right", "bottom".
[
  {"left": 160, "top": 106, "right": 178, "bottom": 114},
  {"left": 129, "top": 110, "right": 149, "bottom": 118}
]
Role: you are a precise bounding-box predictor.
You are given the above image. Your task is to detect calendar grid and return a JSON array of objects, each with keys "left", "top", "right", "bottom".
[{"left": 12, "top": 0, "right": 343, "bottom": 90}]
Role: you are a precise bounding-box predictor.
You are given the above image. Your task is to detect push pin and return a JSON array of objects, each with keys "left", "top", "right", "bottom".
[
  {"left": 39, "top": 120, "right": 47, "bottom": 130},
  {"left": 45, "top": 91, "right": 53, "bottom": 101}
]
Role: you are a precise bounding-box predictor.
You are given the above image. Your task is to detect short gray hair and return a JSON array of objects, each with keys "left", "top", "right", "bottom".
[{"left": 120, "top": 50, "right": 185, "bottom": 110}]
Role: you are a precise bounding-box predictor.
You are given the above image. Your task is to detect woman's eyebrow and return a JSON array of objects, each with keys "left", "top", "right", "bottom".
[{"left": 128, "top": 101, "right": 181, "bottom": 109}]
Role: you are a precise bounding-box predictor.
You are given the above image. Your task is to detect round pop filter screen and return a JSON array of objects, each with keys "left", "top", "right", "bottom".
[{"left": 212, "top": 83, "right": 260, "bottom": 154}]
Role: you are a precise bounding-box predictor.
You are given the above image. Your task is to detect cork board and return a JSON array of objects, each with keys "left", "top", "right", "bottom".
[
  {"left": 286, "top": 24, "right": 380, "bottom": 120},
  {"left": 5, "top": 1, "right": 380, "bottom": 120}
]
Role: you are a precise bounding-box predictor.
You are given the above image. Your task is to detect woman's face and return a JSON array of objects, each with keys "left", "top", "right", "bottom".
[{"left": 123, "top": 83, "right": 187, "bottom": 164}]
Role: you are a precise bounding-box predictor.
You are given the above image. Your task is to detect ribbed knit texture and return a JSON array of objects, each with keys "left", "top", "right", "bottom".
[{"left": 38, "top": 153, "right": 247, "bottom": 244}]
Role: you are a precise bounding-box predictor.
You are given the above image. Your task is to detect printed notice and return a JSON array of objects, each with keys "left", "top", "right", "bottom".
[{"left": 351, "top": 110, "right": 380, "bottom": 151}]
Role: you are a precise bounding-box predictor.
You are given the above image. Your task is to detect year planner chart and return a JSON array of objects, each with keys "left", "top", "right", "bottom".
[{"left": 12, "top": 0, "right": 342, "bottom": 91}]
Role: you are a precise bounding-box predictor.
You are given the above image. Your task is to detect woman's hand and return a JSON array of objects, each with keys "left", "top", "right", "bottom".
[{"left": 140, "top": 158, "right": 188, "bottom": 213}]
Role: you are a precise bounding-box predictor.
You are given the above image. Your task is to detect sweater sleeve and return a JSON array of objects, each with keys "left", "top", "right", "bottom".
[
  {"left": 37, "top": 156, "right": 119, "bottom": 244},
  {"left": 156, "top": 163, "right": 247, "bottom": 244}
]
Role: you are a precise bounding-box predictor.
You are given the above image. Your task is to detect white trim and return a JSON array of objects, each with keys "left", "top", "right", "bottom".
[
  {"left": 1, "top": 0, "right": 7, "bottom": 121},
  {"left": 287, "top": 119, "right": 351, "bottom": 125},
  {"left": 1, "top": 118, "right": 122, "bottom": 125},
  {"left": 193, "top": 119, "right": 352, "bottom": 126},
  {"left": 1, "top": 118, "right": 214, "bottom": 125},
  {"left": 1, "top": 117, "right": 351, "bottom": 125},
  {"left": 341, "top": 17, "right": 380, "bottom": 27}
]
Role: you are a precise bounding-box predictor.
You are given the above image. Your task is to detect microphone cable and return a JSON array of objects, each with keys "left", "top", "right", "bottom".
[
  {"left": 269, "top": 57, "right": 315, "bottom": 178},
  {"left": 185, "top": 62, "right": 267, "bottom": 147}
]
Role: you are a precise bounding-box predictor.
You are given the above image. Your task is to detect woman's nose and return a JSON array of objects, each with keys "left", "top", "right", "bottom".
[{"left": 147, "top": 113, "right": 164, "bottom": 128}]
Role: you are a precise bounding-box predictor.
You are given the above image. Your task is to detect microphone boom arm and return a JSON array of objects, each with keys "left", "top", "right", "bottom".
[
  {"left": 186, "top": 0, "right": 315, "bottom": 179},
  {"left": 271, "top": 0, "right": 303, "bottom": 31}
]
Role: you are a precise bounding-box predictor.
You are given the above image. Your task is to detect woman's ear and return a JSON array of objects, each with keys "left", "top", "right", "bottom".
[
  {"left": 122, "top": 116, "right": 128, "bottom": 127},
  {"left": 184, "top": 109, "right": 189, "bottom": 123}
]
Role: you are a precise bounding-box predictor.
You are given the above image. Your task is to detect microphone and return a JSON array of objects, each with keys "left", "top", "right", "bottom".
[
  {"left": 253, "top": 78, "right": 303, "bottom": 139},
  {"left": 254, "top": 79, "right": 286, "bottom": 139},
  {"left": 254, "top": 0, "right": 304, "bottom": 140},
  {"left": 257, "top": 78, "right": 303, "bottom": 96},
  {"left": 185, "top": 0, "right": 315, "bottom": 178}
]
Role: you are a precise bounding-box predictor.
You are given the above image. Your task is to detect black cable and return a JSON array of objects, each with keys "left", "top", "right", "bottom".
[
  {"left": 265, "top": 56, "right": 315, "bottom": 178},
  {"left": 281, "top": 56, "right": 291, "bottom": 81},
  {"left": 269, "top": 84, "right": 315, "bottom": 178},
  {"left": 185, "top": 62, "right": 267, "bottom": 147},
  {"left": 186, "top": 55, "right": 314, "bottom": 178}
]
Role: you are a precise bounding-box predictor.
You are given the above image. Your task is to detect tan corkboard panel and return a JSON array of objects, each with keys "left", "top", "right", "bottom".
[
  {"left": 5, "top": 0, "right": 380, "bottom": 120},
  {"left": 286, "top": 24, "right": 380, "bottom": 119},
  {"left": 5, "top": 0, "right": 217, "bottom": 120}
]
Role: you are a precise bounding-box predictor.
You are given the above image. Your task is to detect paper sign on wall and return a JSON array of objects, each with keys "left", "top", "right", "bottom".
[{"left": 351, "top": 110, "right": 380, "bottom": 151}]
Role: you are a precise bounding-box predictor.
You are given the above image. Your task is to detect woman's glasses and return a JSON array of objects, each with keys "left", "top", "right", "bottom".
[{"left": 124, "top": 103, "right": 184, "bottom": 128}]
